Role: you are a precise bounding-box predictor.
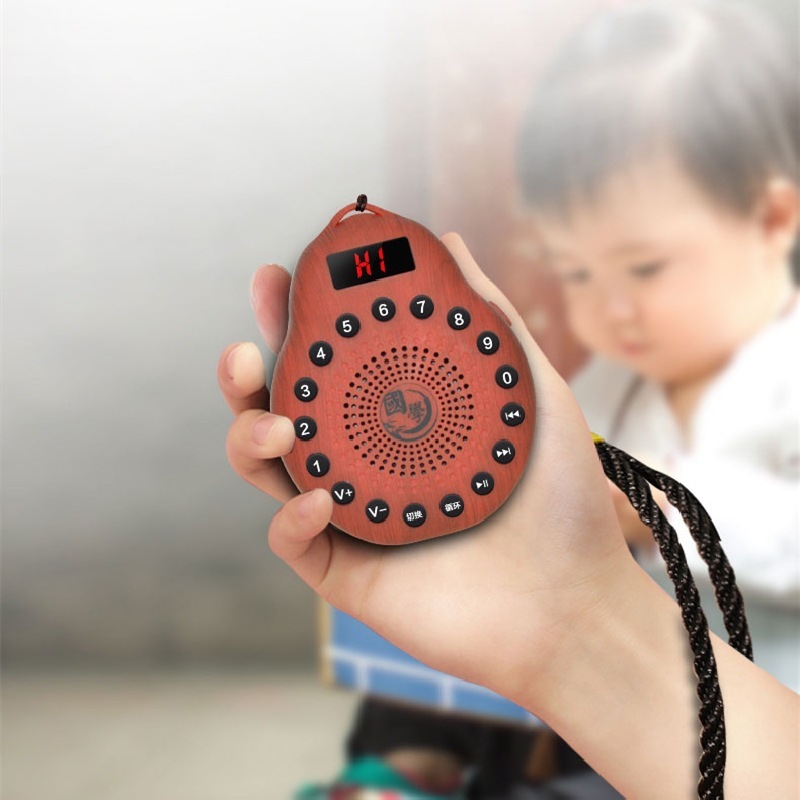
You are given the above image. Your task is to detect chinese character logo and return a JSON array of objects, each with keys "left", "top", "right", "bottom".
[
  {"left": 382, "top": 390, "right": 407, "bottom": 417},
  {"left": 379, "top": 382, "right": 437, "bottom": 442}
]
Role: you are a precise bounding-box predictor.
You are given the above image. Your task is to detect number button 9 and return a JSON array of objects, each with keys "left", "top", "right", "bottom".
[{"left": 477, "top": 331, "right": 500, "bottom": 355}]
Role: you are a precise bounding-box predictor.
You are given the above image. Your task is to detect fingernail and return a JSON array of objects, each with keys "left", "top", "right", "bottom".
[
  {"left": 252, "top": 414, "right": 292, "bottom": 446},
  {"left": 227, "top": 342, "right": 265, "bottom": 385},
  {"left": 250, "top": 265, "right": 274, "bottom": 311},
  {"left": 225, "top": 342, "right": 244, "bottom": 378},
  {"left": 249, "top": 270, "right": 261, "bottom": 311}
]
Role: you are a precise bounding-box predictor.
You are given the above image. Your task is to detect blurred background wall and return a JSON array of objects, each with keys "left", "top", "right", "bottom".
[{"left": 3, "top": 0, "right": 797, "bottom": 669}]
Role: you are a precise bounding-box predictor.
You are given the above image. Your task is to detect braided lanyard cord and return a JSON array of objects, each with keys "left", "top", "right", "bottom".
[{"left": 593, "top": 436, "right": 753, "bottom": 800}]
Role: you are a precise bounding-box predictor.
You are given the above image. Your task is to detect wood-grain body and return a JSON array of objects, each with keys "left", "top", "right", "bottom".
[{"left": 270, "top": 203, "right": 536, "bottom": 545}]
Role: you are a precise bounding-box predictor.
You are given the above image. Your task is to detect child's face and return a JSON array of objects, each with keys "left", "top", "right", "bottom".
[{"left": 535, "top": 154, "right": 787, "bottom": 387}]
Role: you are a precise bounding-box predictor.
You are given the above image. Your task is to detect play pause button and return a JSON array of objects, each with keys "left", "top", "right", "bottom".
[
  {"left": 492, "top": 440, "right": 516, "bottom": 464},
  {"left": 471, "top": 471, "right": 495, "bottom": 496}
]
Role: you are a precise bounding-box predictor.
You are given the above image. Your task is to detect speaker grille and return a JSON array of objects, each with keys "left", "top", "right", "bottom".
[{"left": 343, "top": 345, "right": 473, "bottom": 477}]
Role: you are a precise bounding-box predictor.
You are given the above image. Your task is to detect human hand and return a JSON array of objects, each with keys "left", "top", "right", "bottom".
[{"left": 218, "top": 234, "right": 638, "bottom": 710}]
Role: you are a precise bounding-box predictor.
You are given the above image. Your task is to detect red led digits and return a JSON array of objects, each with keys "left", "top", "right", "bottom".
[
  {"left": 354, "top": 250, "right": 372, "bottom": 279},
  {"left": 327, "top": 237, "right": 414, "bottom": 291},
  {"left": 353, "top": 246, "right": 387, "bottom": 283}
]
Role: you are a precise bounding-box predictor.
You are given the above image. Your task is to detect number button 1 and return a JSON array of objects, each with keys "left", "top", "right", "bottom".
[{"left": 306, "top": 453, "right": 330, "bottom": 477}]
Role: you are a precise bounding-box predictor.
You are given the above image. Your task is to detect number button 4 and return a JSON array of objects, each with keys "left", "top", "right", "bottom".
[{"left": 309, "top": 341, "right": 334, "bottom": 366}]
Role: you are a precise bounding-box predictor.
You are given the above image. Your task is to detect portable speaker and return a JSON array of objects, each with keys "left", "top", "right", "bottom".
[{"left": 270, "top": 198, "right": 536, "bottom": 545}]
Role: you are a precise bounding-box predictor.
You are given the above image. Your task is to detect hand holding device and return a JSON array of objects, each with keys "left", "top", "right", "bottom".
[{"left": 220, "top": 200, "right": 754, "bottom": 800}]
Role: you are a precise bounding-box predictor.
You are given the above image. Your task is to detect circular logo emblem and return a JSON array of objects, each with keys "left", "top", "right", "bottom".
[{"left": 379, "top": 382, "right": 438, "bottom": 442}]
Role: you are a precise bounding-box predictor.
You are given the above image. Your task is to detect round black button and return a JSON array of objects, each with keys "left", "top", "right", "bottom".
[
  {"left": 477, "top": 330, "right": 500, "bottom": 355},
  {"left": 471, "top": 472, "right": 495, "bottom": 496},
  {"left": 439, "top": 494, "right": 465, "bottom": 517},
  {"left": 402, "top": 503, "right": 427, "bottom": 528},
  {"left": 492, "top": 439, "right": 516, "bottom": 464},
  {"left": 447, "top": 307, "right": 471, "bottom": 330},
  {"left": 366, "top": 499, "right": 390, "bottom": 523},
  {"left": 331, "top": 481, "right": 356, "bottom": 505},
  {"left": 294, "top": 416, "right": 317, "bottom": 441},
  {"left": 410, "top": 295, "right": 434, "bottom": 319},
  {"left": 309, "top": 341, "right": 334, "bottom": 366},
  {"left": 294, "top": 378, "right": 318, "bottom": 402},
  {"left": 306, "top": 453, "right": 330, "bottom": 477},
  {"left": 495, "top": 365, "right": 519, "bottom": 389},
  {"left": 372, "top": 297, "right": 396, "bottom": 322},
  {"left": 500, "top": 402, "right": 526, "bottom": 427},
  {"left": 336, "top": 313, "right": 360, "bottom": 338}
]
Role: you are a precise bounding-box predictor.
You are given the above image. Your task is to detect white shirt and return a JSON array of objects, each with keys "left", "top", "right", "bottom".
[{"left": 570, "top": 299, "right": 800, "bottom": 608}]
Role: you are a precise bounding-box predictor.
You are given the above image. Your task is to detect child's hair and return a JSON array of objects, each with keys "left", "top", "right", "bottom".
[{"left": 517, "top": 0, "right": 799, "bottom": 271}]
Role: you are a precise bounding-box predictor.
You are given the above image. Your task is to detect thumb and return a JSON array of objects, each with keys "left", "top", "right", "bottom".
[{"left": 440, "top": 232, "right": 569, "bottom": 421}]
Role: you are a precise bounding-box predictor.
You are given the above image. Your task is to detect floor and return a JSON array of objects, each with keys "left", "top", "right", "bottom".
[{"left": 2, "top": 669, "right": 360, "bottom": 800}]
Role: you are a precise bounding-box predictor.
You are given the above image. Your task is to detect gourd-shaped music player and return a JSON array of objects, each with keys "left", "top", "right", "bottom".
[{"left": 270, "top": 198, "right": 536, "bottom": 546}]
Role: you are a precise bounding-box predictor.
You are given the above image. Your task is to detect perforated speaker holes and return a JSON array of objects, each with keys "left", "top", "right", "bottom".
[{"left": 343, "top": 346, "right": 474, "bottom": 476}]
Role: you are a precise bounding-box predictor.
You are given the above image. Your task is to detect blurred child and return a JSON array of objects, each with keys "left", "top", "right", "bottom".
[
  {"left": 517, "top": 0, "right": 799, "bottom": 689},
  {"left": 236, "top": 1, "right": 800, "bottom": 796}
]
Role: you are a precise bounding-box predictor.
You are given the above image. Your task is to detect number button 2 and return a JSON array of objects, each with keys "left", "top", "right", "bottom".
[{"left": 294, "top": 416, "right": 317, "bottom": 441}]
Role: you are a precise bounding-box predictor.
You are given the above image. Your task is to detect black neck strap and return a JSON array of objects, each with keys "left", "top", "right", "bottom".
[{"left": 594, "top": 437, "right": 752, "bottom": 800}]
